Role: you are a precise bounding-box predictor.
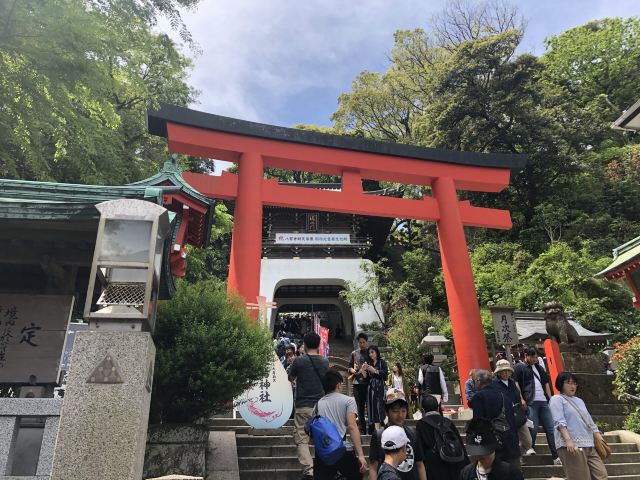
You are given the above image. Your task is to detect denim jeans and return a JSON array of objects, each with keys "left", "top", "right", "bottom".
[{"left": 528, "top": 400, "right": 558, "bottom": 457}]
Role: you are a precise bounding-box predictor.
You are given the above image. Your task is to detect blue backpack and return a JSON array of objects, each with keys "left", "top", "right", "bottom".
[{"left": 304, "top": 414, "right": 346, "bottom": 465}]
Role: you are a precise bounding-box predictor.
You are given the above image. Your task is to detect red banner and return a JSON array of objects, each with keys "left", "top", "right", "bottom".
[{"left": 319, "top": 326, "right": 330, "bottom": 357}]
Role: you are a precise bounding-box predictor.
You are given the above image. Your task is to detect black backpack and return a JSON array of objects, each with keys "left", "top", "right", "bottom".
[{"left": 422, "top": 415, "right": 466, "bottom": 463}]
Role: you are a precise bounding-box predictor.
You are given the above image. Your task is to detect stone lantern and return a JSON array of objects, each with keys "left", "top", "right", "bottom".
[
  {"left": 420, "top": 327, "right": 450, "bottom": 365},
  {"left": 53, "top": 198, "right": 168, "bottom": 480},
  {"left": 83, "top": 198, "right": 170, "bottom": 332}
]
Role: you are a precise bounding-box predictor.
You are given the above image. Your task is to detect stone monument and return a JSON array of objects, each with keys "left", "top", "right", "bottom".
[{"left": 543, "top": 302, "right": 614, "bottom": 404}]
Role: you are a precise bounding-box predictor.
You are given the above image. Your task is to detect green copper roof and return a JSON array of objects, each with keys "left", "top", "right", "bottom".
[
  {"left": 596, "top": 235, "right": 640, "bottom": 278},
  {"left": 129, "top": 159, "right": 212, "bottom": 205},
  {"left": 0, "top": 160, "right": 214, "bottom": 224},
  {"left": 0, "top": 179, "right": 165, "bottom": 221}
]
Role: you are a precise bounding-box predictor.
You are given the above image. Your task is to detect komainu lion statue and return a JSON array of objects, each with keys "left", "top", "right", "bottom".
[{"left": 543, "top": 302, "right": 584, "bottom": 349}]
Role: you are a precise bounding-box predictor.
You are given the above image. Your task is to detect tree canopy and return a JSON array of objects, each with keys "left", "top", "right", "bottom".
[
  {"left": 0, "top": 0, "right": 198, "bottom": 184},
  {"left": 333, "top": 6, "right": 640, "bottom": 341}
]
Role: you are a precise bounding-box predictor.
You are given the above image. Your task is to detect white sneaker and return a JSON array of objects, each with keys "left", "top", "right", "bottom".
[
  {"left": 553, "top": 457, "right": 562, "bottom": 465},
  {"left": 525, "top": 448, "right": 536, "bottom": 456}
]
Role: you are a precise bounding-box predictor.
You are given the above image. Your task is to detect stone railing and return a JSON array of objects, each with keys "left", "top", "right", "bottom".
[{"left": 0, "top": 398, "right": 61, "bottom": 478}]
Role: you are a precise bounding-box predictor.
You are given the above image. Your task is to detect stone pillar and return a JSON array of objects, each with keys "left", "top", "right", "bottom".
[{"left": 50, "top": 331, "right": 155, "bottom": 480}]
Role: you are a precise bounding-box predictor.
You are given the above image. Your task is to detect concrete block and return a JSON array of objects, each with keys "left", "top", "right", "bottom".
[
  {"left": 206, "top": 431, "right": 239, "bottom": 480},
  {"left": 50, "top": 331, "right": 155, "bottom": 480},
  {"left": 0, "top": 416, "right": 18, "bottom": 474},
  {"left": 144, "top": 425, "right": 207, "bottom": 479}
]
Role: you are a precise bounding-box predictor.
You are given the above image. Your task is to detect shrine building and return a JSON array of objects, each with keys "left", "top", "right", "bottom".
[{"left": 257, "top": 184, "right": 396, "bottom": 340}]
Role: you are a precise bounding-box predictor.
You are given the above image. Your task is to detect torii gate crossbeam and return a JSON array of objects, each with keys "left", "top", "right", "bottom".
[{"left": 148, "top": 104, "right": 527, "bottom": 405}]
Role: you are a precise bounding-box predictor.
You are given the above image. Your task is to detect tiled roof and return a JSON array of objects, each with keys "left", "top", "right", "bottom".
[{"left": 514, "top": 311, "right": 612, "bottom": 343}]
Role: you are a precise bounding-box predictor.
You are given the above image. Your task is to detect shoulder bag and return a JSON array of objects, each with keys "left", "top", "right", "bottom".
[
  {"left": 562, "top": 395, "right": 611, "bottom": 461},
  {"left": 491, "top": 393, "right": 511, "bottom": 451}
]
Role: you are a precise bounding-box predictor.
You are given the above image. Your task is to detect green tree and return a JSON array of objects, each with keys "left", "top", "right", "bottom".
[
  {"left": 184, "top": 203, "right": 234, "bottom": 283},
  {"left": 543, "top": 18, "right": 640, "bottom": 142},
  {"left": 150, "top": 279, "right": 273, "bottom": 423},
  {"left": 339, "top": 260, "right": 394, "bottom": 329},
  {"left": 387, "top": 309, "right": 452, "bottom": 385},
  {"left": 470, "top": 241, "right": 640, "bottom": 340},
  {"left": 0, "top": 0, "right": 197, "bottom": 184}
]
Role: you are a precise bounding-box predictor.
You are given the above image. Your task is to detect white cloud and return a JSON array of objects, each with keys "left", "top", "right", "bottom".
[
  {"left": 156, "top": 0, "right": 640, "bottom": 173},
  {"left": 167, "top": 0, "right": 438, "bottom": 123}
]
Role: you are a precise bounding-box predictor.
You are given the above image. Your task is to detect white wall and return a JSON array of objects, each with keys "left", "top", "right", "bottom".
[{"left": 259, "top": 258, "right": 383, "bottom": 335}]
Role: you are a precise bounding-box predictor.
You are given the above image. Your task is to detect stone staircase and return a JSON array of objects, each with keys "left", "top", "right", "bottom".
[{"left": 207, "top": 415, "right": 640, "bottom": 480}]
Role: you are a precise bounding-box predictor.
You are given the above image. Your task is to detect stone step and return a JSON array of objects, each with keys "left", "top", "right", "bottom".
[
  {"left": 531, "top": 477, "right": 640, "bottom": 480},
  {"left": 237, "top": 442, "right": 639, "bottom": 457},
  {"left": 237, "top": 452, "right": 640, "bottom": 471},
  {"left": 522, "top": 462, "right": 640, "bottom": 477},
  {"left": 211, "top": 413, "right": 621, "bottom": 428},
  {"left": 236, "top": 433, "right": 623, "bottom": 447},
  {"left": 239, "top": 466, "right": 640, "bottom": 480}
]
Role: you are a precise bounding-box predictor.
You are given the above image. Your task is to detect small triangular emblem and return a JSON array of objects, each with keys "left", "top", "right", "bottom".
[{"left": 86, "top": 353, "right": 124, "bottom": 384}]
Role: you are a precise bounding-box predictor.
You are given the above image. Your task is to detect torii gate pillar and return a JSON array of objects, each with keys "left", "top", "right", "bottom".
[
  {"left": 227, "top": 152, "right": 263, "bottom": 301},
  {"left": 433, "top": 177, "right": 489, "bottom": 388}
]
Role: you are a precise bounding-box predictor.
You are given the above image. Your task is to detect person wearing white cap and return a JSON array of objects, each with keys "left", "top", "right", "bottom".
[
  {"left": 369, "top": 388, "right": 427, "bottom": 480},
  {"left": 377, "top": 426, "right": 410, "bottom": 480}
]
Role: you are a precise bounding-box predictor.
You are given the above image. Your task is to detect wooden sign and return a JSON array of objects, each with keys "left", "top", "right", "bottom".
[
  {"left": 0, "top": 294, "right": 74, "bottom": 384},
  {"left": 490, "top": 306, "right": 518, "bottom": 345}
]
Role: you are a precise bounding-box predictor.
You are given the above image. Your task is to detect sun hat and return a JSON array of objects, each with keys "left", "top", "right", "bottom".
[
  {"left": 381, "top": 425, "right": 410, "bottom": 450},
  {"left": 493, "top": 359, "right": 514, "bottom": 375}
]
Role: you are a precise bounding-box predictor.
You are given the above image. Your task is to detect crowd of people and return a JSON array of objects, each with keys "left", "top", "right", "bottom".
[{"left": 285, "top": 333, "right": 608, "bottom": 479}]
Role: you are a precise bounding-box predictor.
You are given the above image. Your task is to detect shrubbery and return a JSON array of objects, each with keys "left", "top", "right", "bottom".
[
  {"left": 612, "top": 336, "right": 640, "bottom": 399},
  {"left": 150, "top": 279, "right": 273, "bottom": 423},
  {"left": 623, "top": 408, "right": 640, "bottom": 434}
]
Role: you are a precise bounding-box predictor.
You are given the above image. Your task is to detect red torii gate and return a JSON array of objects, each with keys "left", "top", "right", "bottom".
[{"left": 148, "top": 105, "right": 527, "bottom": 404}]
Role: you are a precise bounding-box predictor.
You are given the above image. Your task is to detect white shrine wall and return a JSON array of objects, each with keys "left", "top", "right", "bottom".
[{"left": 259, "top": 258, "right": 383, "bottom": 336}]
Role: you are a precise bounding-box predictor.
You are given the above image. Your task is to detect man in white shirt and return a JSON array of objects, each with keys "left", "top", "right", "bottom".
[
  {"left": 417, "top": 354, "right": 448, "bottom": 406},
  {"left": 512, "top": 346, "right": 560, "bottom": 465}
]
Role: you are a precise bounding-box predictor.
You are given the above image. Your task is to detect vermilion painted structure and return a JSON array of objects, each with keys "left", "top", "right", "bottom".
[{"left": 148, "top": 104, "right": 527, "bottom": 404}]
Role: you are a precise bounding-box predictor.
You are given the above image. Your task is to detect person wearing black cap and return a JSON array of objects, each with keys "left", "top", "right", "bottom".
[
  {"left": 369, "top": 388, "right": 427, "bottom": 480},
  {"left": 470, "top": 370, "right": 521, "bottom": 468},
  {"left": 461, "top": 418, "right": 524, "bottom": 480}
]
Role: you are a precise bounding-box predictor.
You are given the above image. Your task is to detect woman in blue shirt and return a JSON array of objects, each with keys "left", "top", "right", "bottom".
[{"left": 549, "top": 372, "right": 608, "bottom": 480}]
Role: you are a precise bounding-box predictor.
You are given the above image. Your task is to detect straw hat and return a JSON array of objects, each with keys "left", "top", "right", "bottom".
[{"left": 493, "top": 359, "right": 513, "bottom": 375}]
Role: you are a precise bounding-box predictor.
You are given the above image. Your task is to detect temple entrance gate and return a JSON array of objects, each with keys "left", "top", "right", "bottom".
[{"left": 147, "top": 104, "right": 527, "bottom": 404}]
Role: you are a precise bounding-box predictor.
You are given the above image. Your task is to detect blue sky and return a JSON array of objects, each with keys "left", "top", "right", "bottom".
[{"left": 158, "top": 1, "right": 640, "bottom": 170}]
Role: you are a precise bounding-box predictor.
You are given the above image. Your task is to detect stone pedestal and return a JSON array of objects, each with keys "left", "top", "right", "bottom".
[
  {"left": 144, "top": 425, "right": 208, "bottom": 479},
  {"left": 50, "top": 331, "right": 155, "bottom": 480},
  {"left": 560, "top": 351, "right": 608, "bottom": 373},
  {"left": 559, "top": 351, "right": 616, "bottom": 404}
]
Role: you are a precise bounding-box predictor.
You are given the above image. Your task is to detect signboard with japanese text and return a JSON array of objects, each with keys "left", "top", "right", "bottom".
[
  {"left": 274, "top": 233, "right": 350, "bottom": 245},
  {"left": 490, "top": 306, "right": 518, "bottom": 345},
  {"left": 0, "top": 294, "right": 74, "bottom": 384},
  {"left": 234, "top": 351, "right": 293, "bottom": 429},
  {"left": 306, "top": 213, "right": 319, "bottom": 232}
]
